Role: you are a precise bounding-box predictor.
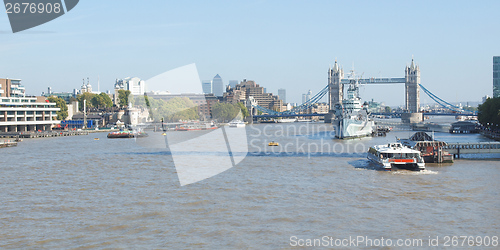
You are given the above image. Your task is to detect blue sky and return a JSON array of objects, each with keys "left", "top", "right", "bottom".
[{"left": 0, "top": 0, "right": 498, "bottom": 106}]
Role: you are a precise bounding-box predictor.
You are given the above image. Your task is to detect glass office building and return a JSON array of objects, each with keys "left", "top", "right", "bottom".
[{"left": 494, "top": 56, "right": 500, "bottom": 98}]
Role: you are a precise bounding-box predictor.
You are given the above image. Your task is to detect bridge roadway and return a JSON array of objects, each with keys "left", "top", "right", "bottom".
[
  {"left": 253, "top": 112, "right": 476, "bottom": 119},
  {"left": 443, "top": 142, "right": 500, "bottom": 158},
  {"left": 370, "top": 112, "right": 477, "bottom": 117},
  {"left": 253, "top": 113, "right": 326, "bottom": 118},
  {"left": 341, "top": 77, "right": 406, "bottom": 84}
]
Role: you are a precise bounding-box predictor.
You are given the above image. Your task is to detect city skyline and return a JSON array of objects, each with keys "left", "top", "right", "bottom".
[{"left": 0, "top": 1, "right": 499, "bottom": 106}]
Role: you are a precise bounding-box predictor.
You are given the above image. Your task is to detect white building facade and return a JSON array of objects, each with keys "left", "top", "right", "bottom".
[
  {"left": 0, "top": 96, "right": 60, "bottom": 132},
  {"left": 115, "top": 77, "right": 146, "bottom": 95}
]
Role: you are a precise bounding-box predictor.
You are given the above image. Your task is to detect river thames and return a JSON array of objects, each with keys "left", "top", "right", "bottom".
[{"left": 1, "top": 123, "right": 499, "bottom": 248}]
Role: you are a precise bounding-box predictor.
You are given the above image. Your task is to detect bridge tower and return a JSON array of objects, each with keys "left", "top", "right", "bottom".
[
  {"left": 405, "top": 59, "right": 420, "bottom": 113},
  {"left": 325, "top": 60, "right": 344, "bottom": 123},
  {"left": 402, "top": 58, "right": 423, "bottom": 123}
]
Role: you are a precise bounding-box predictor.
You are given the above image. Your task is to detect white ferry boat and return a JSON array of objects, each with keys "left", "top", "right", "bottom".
[
  {"left": 367, "top": 143, "right": 425, "bottom": 171},
  {"left": 229, "top": 120, "right": 246, "bottom": 128}
]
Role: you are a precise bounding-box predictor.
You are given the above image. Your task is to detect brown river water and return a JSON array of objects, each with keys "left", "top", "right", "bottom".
[{"left": 0, "top": 123, "right": 499, "bottom": 249}]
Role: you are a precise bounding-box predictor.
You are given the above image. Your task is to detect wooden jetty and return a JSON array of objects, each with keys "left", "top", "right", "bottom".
[{"left": 0, "top": 131, "right": 89, "bottom": 139}]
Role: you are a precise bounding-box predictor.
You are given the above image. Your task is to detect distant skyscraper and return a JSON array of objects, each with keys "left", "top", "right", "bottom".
[
  {"left": 302, "top": 89, "right": 312, "bottom": 104},
  {"left": 302, "top": 90, "right": 312, "bottom": 104},
  {"left": 212, "top": 74, "right": 223, "bottom": 97},
  {"left": 494, "top": 56, "right": 500, "bottom": 98},
  {"left": 278, "top": 88, "right": 286, "bottom": 103},
  {"left": 202, "top": 80, "right": 212, "bottom": 94},
  {"left": 228, "top": 80, "right": 238, "bottom": 89},
  {"left": 114, "top": 77, "right": 145, "bottom": 95}
]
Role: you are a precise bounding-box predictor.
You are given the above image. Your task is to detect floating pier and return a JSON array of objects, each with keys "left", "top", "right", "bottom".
[
  {"left": 443, "top": 142, "right": 500, "bottom": 159},
  {"left": 0, "top": 131, "right": 89, "bottom": 139}
]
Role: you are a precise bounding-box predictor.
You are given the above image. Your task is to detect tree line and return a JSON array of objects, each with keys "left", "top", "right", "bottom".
[
  {"left": 76, "top": 92, "right": 114, "bottom": 111},
  {"left": 478, "top": 97, "right": 500, "bottom": 129},
  {"left": 48, "top": 90, "right": 251, "bottom": 123},
  {"left": 133, "top": 95, "right": 250, "bottom": 123},
  {"left": 211, "top": 102, "right": 249, "bottom": 122},
  {"left": 133, "top": 96, "right": 199, "bottom": 122}
]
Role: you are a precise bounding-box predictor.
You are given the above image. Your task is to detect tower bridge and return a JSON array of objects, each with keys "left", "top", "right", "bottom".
[
  {"left": 325, "top": 58, "right": 421, "bottom": 123},
  {"left": 250, "top": 58, "right": 475, "bottom": 122}
]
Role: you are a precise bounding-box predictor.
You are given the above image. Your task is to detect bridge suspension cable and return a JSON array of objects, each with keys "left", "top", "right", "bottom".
[
  {"left": 419, "top": 84, "right": 464, "bottom": 112},
  {"left": 252, "top": 83, "right": 471, "bottom": 116},
  {"left": 252, "top": 85, "right": 329, "bottom": 115}
]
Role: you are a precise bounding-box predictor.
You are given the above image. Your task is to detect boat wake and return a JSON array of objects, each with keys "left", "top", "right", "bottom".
[{"left": 391, "top": 169, "right": 438, "bottom": 175}]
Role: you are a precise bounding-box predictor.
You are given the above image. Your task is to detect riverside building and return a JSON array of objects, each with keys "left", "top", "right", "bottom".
[
  {"left": 0, "top": 78, "right": 60, "bottom": 132},
  {"left": 0, "top": 96, "right": 60, "bottom": 132},
  {"left": 223, "top": 79, "right": 283, "bottom": 112}
]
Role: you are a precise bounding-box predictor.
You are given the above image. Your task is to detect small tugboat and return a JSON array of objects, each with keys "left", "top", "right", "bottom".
[
  {"left": 367, "top": 143, "right": 425, "bottom": 171},
  {"left": 107, "top": 129, "right": 148, "bottom": 138},
  {"left": 268, "top": 141, "right": 279, "bottom": 146},
  {"left": 107, "top": 131, "right": 135, "bottom": 138}
]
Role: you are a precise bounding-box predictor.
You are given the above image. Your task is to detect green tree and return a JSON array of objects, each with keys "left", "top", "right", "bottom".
[
  {"left": 136, "top": 96, "right": 200, "bottom": 122},
  {"left": 118, "top": 89, "right": 131, "bottom": 108},
  {"left": 463, "top": 106, "right": 478, "bottom": 112},
  {"left": 102, "top": 92, "right": 113, "bottom": 108},
  {"left": 48, "top": 96, "right": 68, "bottom": 120},
  {"left": 144, "top": 94, "right": 151, "bottom": 108},
  {"left": 211, "top": 102, "right": 240, "bottom": 122},
  {"left": 91, "top": 92, "right": 113, "bottom": 109},
  {"left": 76, "top": 92, "right": 95, "bottom": 111},
  {"left": 478, "top": 97, "right": 500, "bottom": 128},
  {"left": 237, "top": 102, "right": 250, "bottom": 118},
  {"left": 384, "top": 106, "right": 392, "bottom": 113}
]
